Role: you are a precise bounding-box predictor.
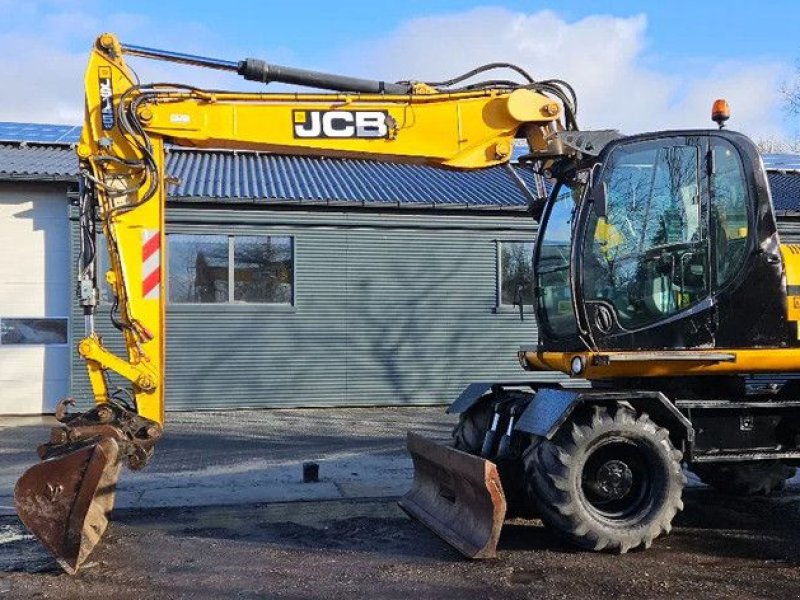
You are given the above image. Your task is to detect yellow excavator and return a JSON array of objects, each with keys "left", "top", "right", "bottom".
[{"left": 14, "top": 33, "right": 800, "bottom": 573}]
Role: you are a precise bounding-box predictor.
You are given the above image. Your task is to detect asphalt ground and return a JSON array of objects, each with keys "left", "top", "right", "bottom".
[
  {"left": 0, "top": 407, "right": 453, "bottom": 514},
  {"left": 1, "top": 407, "right": 800, "bottom": 599}
]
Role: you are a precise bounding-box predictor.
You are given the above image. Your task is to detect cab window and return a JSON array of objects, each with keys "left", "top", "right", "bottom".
[
  {"left": 582, "top": 140, "right": 708, "bottom": 330},
  {"left": 534, "top": 181, "right": 581, "bottom": 337},
  {"left": 711, "top": 138, "right": 750, "bottom": 288}
]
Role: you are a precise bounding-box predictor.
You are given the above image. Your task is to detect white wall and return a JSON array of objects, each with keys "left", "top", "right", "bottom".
[{"left": 0, "top": 182, "right": 70, "bottom": 414}]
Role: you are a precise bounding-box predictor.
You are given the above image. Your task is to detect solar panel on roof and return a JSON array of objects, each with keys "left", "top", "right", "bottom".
[
  {"left": 763, "top": 153, "right": 800, "bottom": 171},
  {"left": 0, "top": 121, "right": 81, "bottom": 144}
]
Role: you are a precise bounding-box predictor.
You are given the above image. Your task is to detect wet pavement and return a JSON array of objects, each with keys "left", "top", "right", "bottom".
[
  {"left": 2, "top": 490, "right": 800, "bottom": 599},
  {"left": 0, "top": 407, "right": 453, "bottom": 514},
  {"left": 2, "top": 407, "right": 800, "bottom": 598}
]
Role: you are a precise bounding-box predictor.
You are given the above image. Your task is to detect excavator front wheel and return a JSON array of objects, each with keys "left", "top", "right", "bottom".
[{"left": 524, "top": 405, "right": 686, "bottom": 553}]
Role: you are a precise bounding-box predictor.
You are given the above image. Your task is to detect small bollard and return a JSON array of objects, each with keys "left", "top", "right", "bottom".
[{"left": 303, "top": 462, "right": 319, "bottom": 483}]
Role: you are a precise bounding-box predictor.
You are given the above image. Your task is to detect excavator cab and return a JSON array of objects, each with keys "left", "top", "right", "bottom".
[{"left": 533, "top": 129, "right": 788, "bottom": 357}]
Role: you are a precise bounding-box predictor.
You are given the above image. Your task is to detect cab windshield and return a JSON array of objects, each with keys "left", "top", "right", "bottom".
[
  {"left": 581, "top": 142, "right": 706, "bottom": 330},
  {"left": 534, "top": 177, "right": 585, "bottom": 337}
]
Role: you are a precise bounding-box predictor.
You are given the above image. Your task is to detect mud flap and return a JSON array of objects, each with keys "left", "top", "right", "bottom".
[
  {"left": 399, "top": 432, "right": 506, "bottom": 558},
  {"left": 14, "top": 437, "right": 123, "bottom": 575}
]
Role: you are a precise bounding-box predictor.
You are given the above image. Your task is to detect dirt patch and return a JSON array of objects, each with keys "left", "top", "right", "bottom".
[{"left": 3, "top": 487, "right": 800, "bottom": 599}]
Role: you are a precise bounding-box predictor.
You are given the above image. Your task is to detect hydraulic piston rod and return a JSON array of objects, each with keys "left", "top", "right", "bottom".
[{"left": 121, "top": 42, "right": 413, "bottom": 94}]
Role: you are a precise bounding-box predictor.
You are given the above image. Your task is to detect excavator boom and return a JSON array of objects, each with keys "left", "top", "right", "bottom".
[{"left": 14, "top": 33, "right": 574, "bottom": 572}]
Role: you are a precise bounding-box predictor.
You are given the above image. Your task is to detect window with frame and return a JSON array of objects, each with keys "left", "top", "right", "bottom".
[
  {"left": 168, "top": 233, "right": 294, "bottom": 304},
  {"left": 500, "top": 241, "right": 535, "bottom": 307},
  {"left": 711, "top": 138, "right": 750, "bottom": 288},
  {"left": 0, "top": 318, "right": 68, "bottom": 345},
  {"left": 582, "top": 141, "right": 708, "bottom": 330}
]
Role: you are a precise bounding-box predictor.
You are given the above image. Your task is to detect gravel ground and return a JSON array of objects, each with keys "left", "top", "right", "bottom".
[
  {"left": 0, "top": 407, "right": 454, "bottom": 514},
  {"left": 2, "top": 488, "right": 800, "bottom": 600},
  {"left": 2, "top": 407, "right": 800, "bottom": 599}
]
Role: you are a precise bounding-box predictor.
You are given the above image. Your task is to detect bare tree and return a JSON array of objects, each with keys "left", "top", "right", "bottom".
[
  {"left": 767, "top": 67, "right": 800, "bottom": 152},
  {"left": 755, "top": 137, "right": 800, "bottom": 154},
  {"left": 780, "top": 65, "right": 800, "bottom": 116}
]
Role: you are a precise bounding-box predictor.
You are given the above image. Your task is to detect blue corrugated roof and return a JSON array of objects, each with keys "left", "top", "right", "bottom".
[
  {"left": 768, "top": 171, "right": 800, "bottom": 213},
  {"left": 0, "top": 139, "right": 540, "bottom": 209},
  {"left": 2, "top": 121, "right": 799, "bottom": 212},
  {"left": 165, "top": 149, "right": 539, "bottom": 208},
  {"left": 0, "top": 144, "right": 79, "bottom": 180}
]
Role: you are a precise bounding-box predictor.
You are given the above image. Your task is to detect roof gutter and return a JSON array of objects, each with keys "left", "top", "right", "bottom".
[{"left": 0, "top": 173, "right": 78, "bottom": 183}]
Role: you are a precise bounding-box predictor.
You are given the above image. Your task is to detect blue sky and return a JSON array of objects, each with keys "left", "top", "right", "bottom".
[
  {"left": 130, "top": 0, "right": 796, "bottom": 69},
  {"left": 1, "top": 1, "right": 799, "bottom": 143}
]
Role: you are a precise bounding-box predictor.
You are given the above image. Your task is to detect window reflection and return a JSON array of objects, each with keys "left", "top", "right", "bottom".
[
  {"left": 583, "top": 142, "right": 708, "bottom": 330},
  {"left": 168, "top": 234, "right": 229, "bottom": 303},
  {"left": 535, "top": 182, "right": 580, "bottom": 336},
  {"left": 0, "top": 318, "right": 68, "bottom": 345},
  {"left": 168, "top": 234, "right": 294, "bottom": 304},
  {"left": 501, "top": 241, "right": 534, "bottom": 307},
  {"left": 712, "top": 140, "right": 749, "bottom": 287},
  {"left": 234, "top": 236, "right": 293, "bottom": 304}
]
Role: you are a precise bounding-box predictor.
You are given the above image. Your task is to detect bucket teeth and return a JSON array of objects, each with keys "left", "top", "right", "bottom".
[
  {"left": 14, "top": 437, "right": 122, "bottom": 574},
  {"left": 398, "top": 432, "right": 507, "bottom": 559}
]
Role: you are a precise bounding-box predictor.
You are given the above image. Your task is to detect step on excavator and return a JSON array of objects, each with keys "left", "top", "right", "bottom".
[{"left": 14, "top": 33, "right": 800, "bottom": 573}]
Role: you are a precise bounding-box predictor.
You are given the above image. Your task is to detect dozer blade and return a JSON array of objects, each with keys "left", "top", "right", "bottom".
[
  {"left": 14, "top": 437, "right": 123, "bottom": 574},
  {"left": 399, "top": 432, "right": 506, "bottom": 559}
]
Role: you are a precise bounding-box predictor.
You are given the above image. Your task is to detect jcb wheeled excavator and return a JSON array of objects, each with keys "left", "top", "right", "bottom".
[{"left": 14, "top": 33, "right": 800, "bottom": 573}]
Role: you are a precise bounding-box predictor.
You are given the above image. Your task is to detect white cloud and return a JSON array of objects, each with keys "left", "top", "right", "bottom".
[
  {"left": 0, "top": 2, "right": 283, "bottom": 124},
  {"left": 0, "top": 4, "right": 791, "bottom": 142},
  {"left": 332, "top": 7, "right": 790, "bottom": 141}
]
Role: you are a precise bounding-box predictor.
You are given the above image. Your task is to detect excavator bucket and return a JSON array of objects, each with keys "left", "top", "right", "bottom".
[
  {"left": 399, "top": 432, "right": 506, "bottom": 559},
  {"left": 14, "top": 437, "right": 123, "bottom": 574}
]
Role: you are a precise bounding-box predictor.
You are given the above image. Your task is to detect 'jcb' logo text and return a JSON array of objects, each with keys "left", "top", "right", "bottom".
[
  {"left": 293, "top": 110, "right": 389, "bottom": 139},
  {"left": 98, "top": 67, "right": 115, "bottom": 130}
]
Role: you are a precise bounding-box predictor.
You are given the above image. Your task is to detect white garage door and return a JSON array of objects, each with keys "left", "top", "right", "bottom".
[{"left": 0, "top": 184, "right": 69, "bottom": 414}]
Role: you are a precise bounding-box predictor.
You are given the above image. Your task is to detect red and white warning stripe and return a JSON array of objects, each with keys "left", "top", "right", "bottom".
[{"left": 142, "top": 229, "right": 161, "bottom": 300}]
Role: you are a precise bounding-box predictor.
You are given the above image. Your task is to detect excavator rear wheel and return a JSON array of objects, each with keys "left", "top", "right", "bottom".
[
  {"left": 691, "top": 461, "right": 796, "bottom": 496},
  {"left": 452, "top": 394, "right": 534, "bottom": 518},
  {"left": 524, "top": 405, "right": 686, "bottom": 553}
]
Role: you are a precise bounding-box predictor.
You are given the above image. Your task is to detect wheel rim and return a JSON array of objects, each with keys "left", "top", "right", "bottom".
[{"left": 580, "top": 438, "right": 653, "bottom": 520}]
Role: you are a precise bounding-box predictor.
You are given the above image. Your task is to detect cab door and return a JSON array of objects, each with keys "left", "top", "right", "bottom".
[{"left": 576, "top": 135, "right": 716, "bottom": 350}]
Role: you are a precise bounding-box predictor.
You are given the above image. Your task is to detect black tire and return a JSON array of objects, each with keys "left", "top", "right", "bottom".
[
  {"left": 523, "top": 405, "right": 686, "bottom": 553},
  {"left": 452, "top": 395, "right": 534, "bottom": 518},
  {"left": 452, "top": 399, "right": 493, "bottom": 454},
  {"left": 692, "top": 462, "right": 796, "bottom": 496}
]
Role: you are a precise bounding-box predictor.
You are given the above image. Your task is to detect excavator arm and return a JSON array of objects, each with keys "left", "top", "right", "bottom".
[
  {"left": 14, "top": 33, "right": 575, "bottom": 573},
  {"left": 75, "top": 33, "right": 570, "bottom": 425}
]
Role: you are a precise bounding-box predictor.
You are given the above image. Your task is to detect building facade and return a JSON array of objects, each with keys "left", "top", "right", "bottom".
[
  {"left": 1, "top": 123, "right": 555, "bottom": 414},
  {"left": 0, "top": 140, "right": 78, "bottom": 414},
  {"left": 3, "top": 122, "right": 800, "bottom": 414}
]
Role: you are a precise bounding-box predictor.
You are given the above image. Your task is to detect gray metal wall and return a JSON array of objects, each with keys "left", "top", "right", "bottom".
[
  {"left": 778, "top": 218, "right": 800, "bottom": 244},
  {"left": 70, "top": 206, "right": 560, "bottom": 410}
]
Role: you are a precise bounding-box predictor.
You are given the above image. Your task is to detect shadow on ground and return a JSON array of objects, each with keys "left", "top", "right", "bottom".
[
  {"left": 3, "top": 485, "right": 800, "bottom": 599},
  {"left": 5, "top": 485, "right": 800, "bottom": 573}
]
